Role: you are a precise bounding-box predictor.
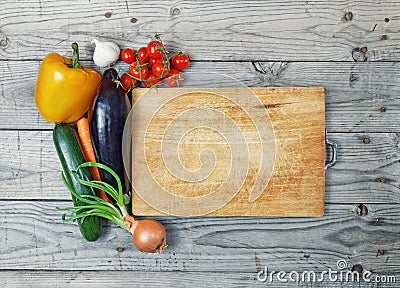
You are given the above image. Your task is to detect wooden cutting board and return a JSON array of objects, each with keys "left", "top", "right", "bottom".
[{"left": 128, "top": 87, "right": 325, "bottom": 217}]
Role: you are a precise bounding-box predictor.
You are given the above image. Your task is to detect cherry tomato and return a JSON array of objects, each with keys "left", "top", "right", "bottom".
[
  {"left": 147, "top": 40, "right": 164, "bottom": 59},
  {"left": 152, "top": 61, "right": 169, "bottom": 78},
  {"left": 129, "top": 62, "right": 149, "bottom": 80},
  {"left": 164, "top": 69, "right": 182, "bottom": 87},
  {"left": 148, "top": 58, "right": 160, "bottom": 67},
  {"left": 120, "top": 73, "right": 136, "bottom": 90},
  {"left": 149, "top": 56, "right": 169, "bottom": 67},
  {"left": 143, "top": 72, "right": 161, "bottom": 88},
  {"left": 171, "top": 53, "right": 190, "bottom": 70},
  {"left": 120, "top": 48, "right": 135, "bottom": 64},
  {"left": 136, "top": 47, "right": 149, "bottom": 64}
]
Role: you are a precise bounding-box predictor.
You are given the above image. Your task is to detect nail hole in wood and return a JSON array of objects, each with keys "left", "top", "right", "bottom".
[
  {"left": 377, "top": 249, "right": 385, "bottom": 256},
  {"left": 357, "top": 204, "right": 368, "bottom": 216},
  {"left": 385, "top": 18, "right": 390, "bottom": 23},
  {"left": 351, "top": 264, "right": 364, "bottom": 273},
  {"left": 378, "top": 177, "right": 386, "bottom": 183},
  {"left": 343, "top": 11, "right": 353, "bottom": 21},
  {"left": 362, "top": 137, "right": 370, "bottom": 144},
  {"left": 130, "top": 18, "right": 138, "bottom": 23},
  {"left": 117, "top": 246, "right": 124, "bottom": 252},
  {"left": 380, "top": 35, "right": 388, "bottom": 41},
  {"left": 0, "top": 38, "right": 9, "bottom": 47},
  {"left": 380, "top": 107, "right": 387, "bottom": 112},
  {"left": 170, "top": 7, "right": 181, "bottom": 16},
  {"left": 105, "top": 12, "right": 112, "bottom": 18}
]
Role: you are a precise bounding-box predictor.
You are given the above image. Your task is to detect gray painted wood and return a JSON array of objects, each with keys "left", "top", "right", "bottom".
[
  {"left": 0, "top": 131, "right": 399, "bottom": 203},
  {"left": 1, "top": 60, "right": 400, "bottom": 132},
  {"left": 1, "top": 270, "right": 398, "bottom": 288},
  {"left": 0, "top": 0, "right": 399, "bottom": 61},
  {"left": 0, "top": 201, "right": 398, "bottom": 274},
  {"left": 1, "top": 0, "right": 399, "bottom": 286}
]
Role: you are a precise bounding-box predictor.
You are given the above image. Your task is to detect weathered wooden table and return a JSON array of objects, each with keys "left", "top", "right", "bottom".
[{"left": 1, "top": 1, "right": 399, "bottom": 287}]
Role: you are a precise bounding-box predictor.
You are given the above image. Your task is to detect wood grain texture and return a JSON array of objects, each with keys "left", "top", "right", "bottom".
[
  {"left": 1, "top": 0, "right": 399, "bottom": 284},
  {"left": 1, "top": 60, "right": 400, "bottom": 132},
  {"left": 0, "top": 130, "right": 61, "bottom": 200},
  {"left": 0, "top": 0, "right": 399, "bottom": 61},
  {"left": 1, "top": 270, "right": 398, "bottom": 288},
  {"left": 130, "top": 87, "right": 325, "bottom": 216},
  {"left": 1, "top": 131, "right": 399, "bottom": 204},
  {"left": 0, "top": 201, "right": 399, "bottom": 274}
]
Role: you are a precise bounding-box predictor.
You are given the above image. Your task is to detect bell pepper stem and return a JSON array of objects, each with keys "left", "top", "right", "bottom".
[{"left": 71, "top": 42, "right": 81, "bottom": 69}]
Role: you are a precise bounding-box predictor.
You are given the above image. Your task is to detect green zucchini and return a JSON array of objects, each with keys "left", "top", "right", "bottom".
[{"left": 53, "top": 123, "right": 103, "bottom": 241}]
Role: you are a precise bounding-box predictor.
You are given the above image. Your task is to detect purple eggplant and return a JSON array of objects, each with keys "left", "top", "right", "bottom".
[{"left": 89, "top": 68, "right": 129, "bottom": 194}]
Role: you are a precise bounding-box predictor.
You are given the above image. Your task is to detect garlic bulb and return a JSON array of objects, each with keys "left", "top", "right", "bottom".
[{"left": 91, "top": 39, "right": 120, "bottom": 68}]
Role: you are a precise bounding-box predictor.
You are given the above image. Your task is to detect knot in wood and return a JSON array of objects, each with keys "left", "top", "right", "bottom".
[
  {"left": 357, "top": 204, "right": 368, "bottom": 216},
  {"left": 352, "top": 47, "right": 368, "bottom": 62}
]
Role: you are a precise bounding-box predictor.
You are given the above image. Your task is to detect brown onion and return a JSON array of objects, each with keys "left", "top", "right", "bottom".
[{"left": 124, "top": 216, "right": 167, "bottom": 253}]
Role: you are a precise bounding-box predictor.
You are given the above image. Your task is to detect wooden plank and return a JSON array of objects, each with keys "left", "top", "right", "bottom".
[
  {"left": 1, "top": 131, "right": 399, "bottom": 204},
  {"left": 1, "top": 270, "right": 398, "bottom": 288},
  {"left": 130, "top": 87, "right": 325, "bottom": 216},
  {"left": 0, "top": 201, "right": 399, "bottom": 274},
  {"left": 327, "top": 132, "right": 400, "bottom": 205},
  {"left": 0, "top": 131, "right": 62, "bottom": 200},
  {"left": 1, "top": 60, "right": 400, "bottom": 132},
  {"left": 0, "top": 0, "right": 399, "bottom": 61}
]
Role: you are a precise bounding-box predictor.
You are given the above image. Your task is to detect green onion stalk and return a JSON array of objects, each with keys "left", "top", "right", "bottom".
[{"left": 59, "top": 162, "right": 167, "bottom": 253}]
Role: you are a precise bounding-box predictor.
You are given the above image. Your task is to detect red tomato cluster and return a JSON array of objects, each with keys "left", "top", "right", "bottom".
[{"left": 119, "top": 37, "right": 190, "bottom": 90}]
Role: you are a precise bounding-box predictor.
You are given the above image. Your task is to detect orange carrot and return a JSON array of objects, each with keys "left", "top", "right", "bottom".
[{"left": 77, "top": 117, "right": 112, "bottom": 203}]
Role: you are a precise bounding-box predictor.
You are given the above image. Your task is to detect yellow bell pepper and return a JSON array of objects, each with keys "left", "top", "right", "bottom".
[{"left": 34, "top": 43, "right": 102, "bottom": 123}]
